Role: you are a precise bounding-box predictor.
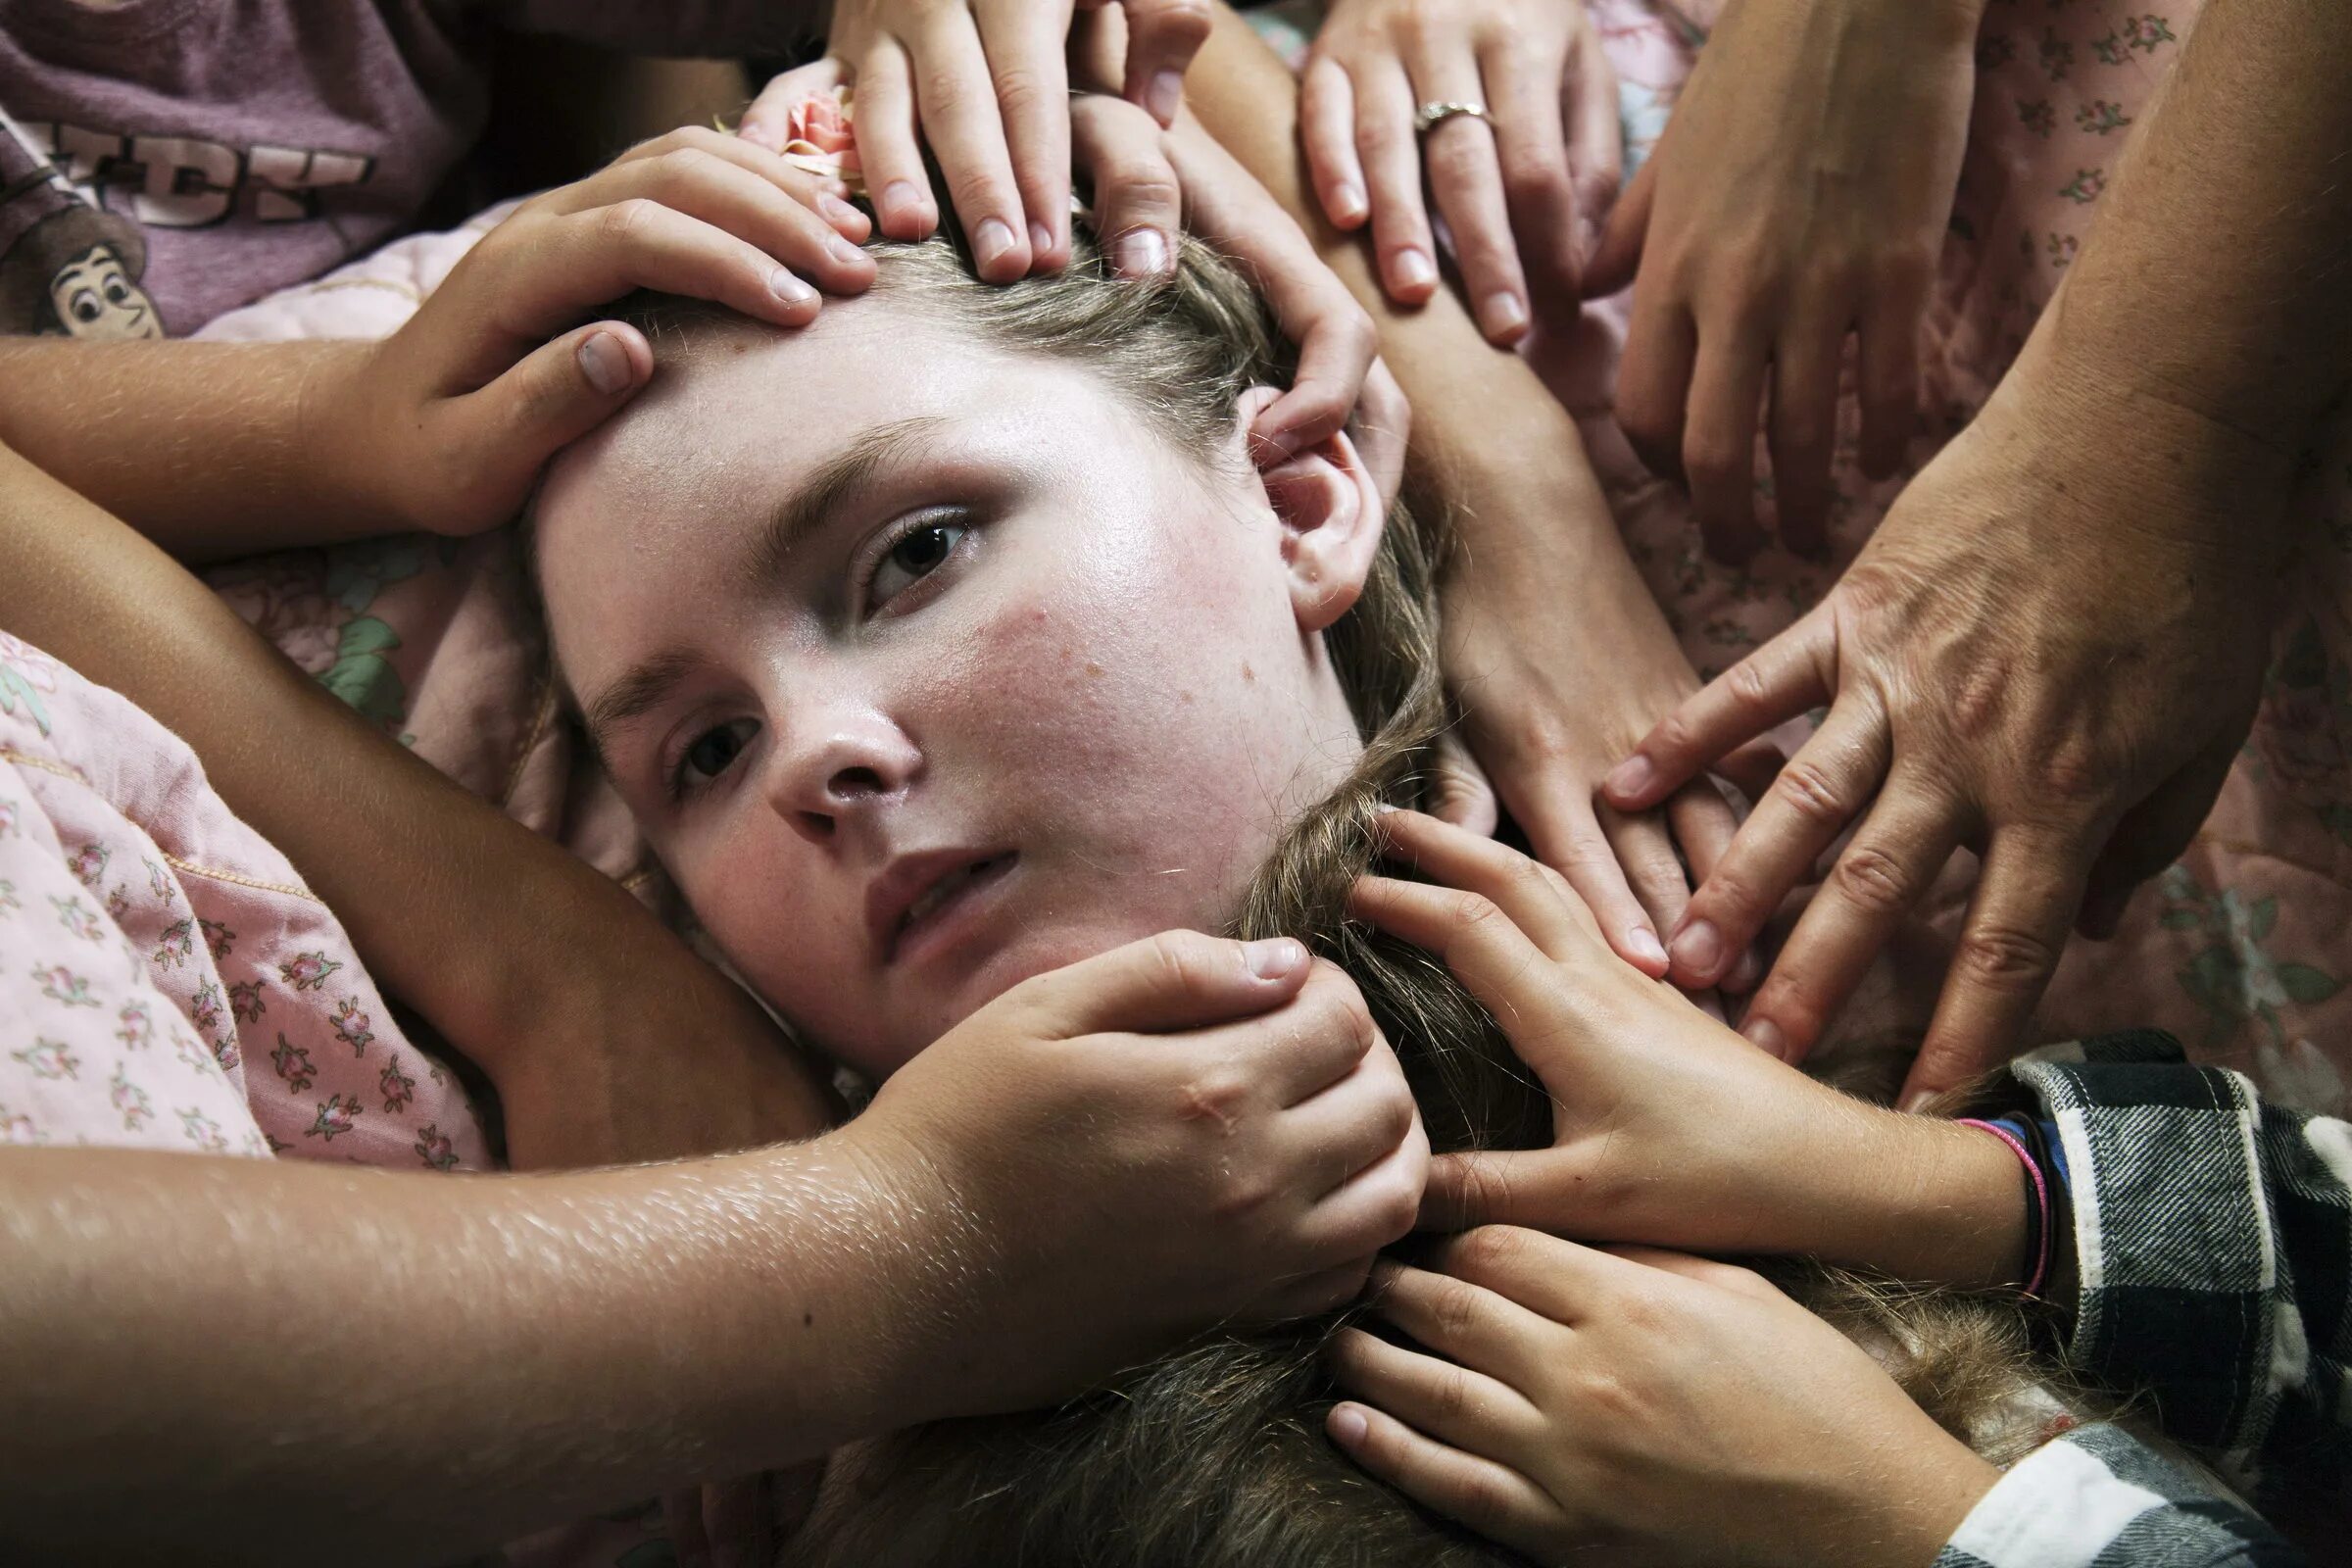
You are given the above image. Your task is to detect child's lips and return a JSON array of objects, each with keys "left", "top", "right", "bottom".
[{"left": 866, "top": 849, "right": 1020, "bottom": 965}]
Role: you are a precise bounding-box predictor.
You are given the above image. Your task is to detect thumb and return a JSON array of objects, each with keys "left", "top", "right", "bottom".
[
  {"left": 1426, "top": 731, "right": 1500, "bottom": 837},
  {"left": 1418, "top": 1150, "right": 1577, "bottom": 1232},
  {"left": 1121, "top": 0, "right": 1213, "bottom": 124},
  {"left": 442, "top": 322, "right": 650, "bottom": 528},
  {"left": 1578, "top": 154, "right": 1653, "bottom": 299},
  {"left": 1013, "top": 929, "right": 1313, "bottom": 1040}
]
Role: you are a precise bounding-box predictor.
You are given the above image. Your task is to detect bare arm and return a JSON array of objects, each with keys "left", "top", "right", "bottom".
[
  {"left": 0, "top": 439, "right": 837, "bottom": 1166},
  {"left": 0, "top": 1142, "right": 902, "bottom": 1566}
]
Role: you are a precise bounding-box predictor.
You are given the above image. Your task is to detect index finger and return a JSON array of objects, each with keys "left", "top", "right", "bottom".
[
  {"left": 1373, "top": 808, "right": 1600, "bottom": 957},
  {"left": 1898, "top": 825, "right": 2091, "bottom": 1108},
  {"left": 1604, "top": 611, "right": 1837, "bottom": 811},
  {"left": 974, "top": 0, "right": 1077, "bottom": 268}
]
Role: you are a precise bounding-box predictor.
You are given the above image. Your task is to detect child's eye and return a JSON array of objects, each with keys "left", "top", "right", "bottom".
[
  {"left": 673, "top": 716, "right": 760, "bottom": 796},
  {"left": 867, "top": 519, "right": 969, "bottom": 611}
]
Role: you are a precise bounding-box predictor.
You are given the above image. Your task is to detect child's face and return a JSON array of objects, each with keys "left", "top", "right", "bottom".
[
  {"left": 534, "top": 302, "right": 1369, "bottom": 1076},
  {"left": 48, "top": 244, "right": 159, "bottom": 339}
]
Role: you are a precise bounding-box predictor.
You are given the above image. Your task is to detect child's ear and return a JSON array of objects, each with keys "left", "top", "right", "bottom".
[{"left": 1234, "top": 385, "right": 1387, "bottom": 633}]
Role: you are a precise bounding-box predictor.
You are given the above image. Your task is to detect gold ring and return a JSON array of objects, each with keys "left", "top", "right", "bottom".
[{"left": 1414, "top": 100, "right": 1492, "bottom": 134}]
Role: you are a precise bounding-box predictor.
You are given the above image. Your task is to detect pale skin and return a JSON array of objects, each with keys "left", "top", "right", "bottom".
[
  {"left": 1326, "top": 812, "right": 2043, "bottom": 1563},
  {"left": 1605, "top": 0, "right": 2352, "bottom": 1104},
  {"left": 1180, "top": 1, "right": 1778, "bottom": 980},
  {"left": 530, "top": 285, "right": 1388, "bottom": 1074}
]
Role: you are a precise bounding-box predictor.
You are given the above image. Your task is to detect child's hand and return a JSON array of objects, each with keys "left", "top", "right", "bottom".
[
  {"left": 743, "top": 0, "right": 1212, "bottom": 279},
  {"left": 845, "top": 929, "right": 1429, "bottom": 1418},
  {"left": 1586, "top": 0, "right": 1981, "bottom": 560},
  {"left": 1327, "top": 1233, "right": 2001, "bottom": 1566},
  {"left": 1299, "top": 0, "right": 1621, "bottom": 344},
  {"left": 1353, "top": 810, "right": 2030, "bottom": 1291},
  {"left": 334, "top": 127, "right": 875, "bottom": 538}
]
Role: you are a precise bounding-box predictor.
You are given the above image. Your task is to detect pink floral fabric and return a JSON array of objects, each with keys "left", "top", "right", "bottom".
[
  {"left": 189, "top": 0, "right": 2347, "bottom": 1123},
  {"left": 0, "top": 631, "right": 490, "bottom": 1167}
]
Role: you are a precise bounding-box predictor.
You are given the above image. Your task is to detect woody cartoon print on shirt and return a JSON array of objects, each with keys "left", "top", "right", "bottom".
[
  {"left": 0, "top": 103, "right": 159, "bottom": 337},
  {"left": 0, "top": 101, "right": 371, "bottom": 338}
]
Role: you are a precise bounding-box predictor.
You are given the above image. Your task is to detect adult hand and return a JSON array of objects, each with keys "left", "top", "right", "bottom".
[
  {"left": 845, "top": 930, "right": 1428, "bottom": 1415},
  {"left": 1587, "top": 0, "right": 1981, "bottom": 560},
  {"left": 1354, "top": 809, "right": 2030, "bottom": 1289},
  {"left": 329, "top": 126, "right": 874, "bottom": 538},
  {"left": 1604, "top": 377, "right": 2287, "bottom": 1104},
  {"left": 742, "top": 0, "right": 1211, "bottom": 277},
  {"left": 1326, "top": 1233, "right": 2000, "bottom": 1566},
  {"left": 1434, "top": 456, "right": 1774, "bottom": 978},
  {"left": 1298, "top": 0, "right": 1620, "bottom": 343}
]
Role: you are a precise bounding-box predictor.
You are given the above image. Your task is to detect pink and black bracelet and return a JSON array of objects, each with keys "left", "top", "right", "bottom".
[{"left": 1957, "top": 1116, "right": 2054, "bottom": 1297}]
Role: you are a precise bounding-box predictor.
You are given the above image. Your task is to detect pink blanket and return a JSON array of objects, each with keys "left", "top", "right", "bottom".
[{"left": 187, "top": 0, "right": 2345, "bottom": 1133}]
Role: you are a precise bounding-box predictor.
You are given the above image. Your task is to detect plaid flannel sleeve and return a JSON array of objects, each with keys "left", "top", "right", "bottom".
[
  {"left": 2009, "top": 1031, "right": 2352, "bottom": 1495},
  {"left": 1935, "top": 1423, "right": 2303, "bottom": 1568}
]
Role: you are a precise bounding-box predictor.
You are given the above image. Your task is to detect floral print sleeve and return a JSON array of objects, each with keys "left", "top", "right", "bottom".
[{"left": 0, "top": 631, "right": 489, "bottom": 1170}]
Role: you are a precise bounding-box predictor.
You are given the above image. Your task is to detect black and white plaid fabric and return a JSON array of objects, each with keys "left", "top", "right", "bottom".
[
  {"left": 1935, "top": 1423, "right": 2303, "bottom": 1567},
  {"left": 1930, "top": 1030, "right": 2349, "bottom": 1564}
]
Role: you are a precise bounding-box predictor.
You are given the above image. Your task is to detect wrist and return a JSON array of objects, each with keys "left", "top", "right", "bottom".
[
  {"left": 301, "top": 340, "right": 419, "bottom": 535},
  {"left": 1829, "top": 1109, "right": 2029, "bottom": 1291}
]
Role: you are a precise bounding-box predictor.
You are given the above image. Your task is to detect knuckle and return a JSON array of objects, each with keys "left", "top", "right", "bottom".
[
  {"left": 1770, "top": 758, "right": 1852, "bottom": 827},
  {"left": 1501, "top": 156, "right": 1572, "bottom": 214},
  {"left": 1103, "top": 164, "right": 1181, "bottom": 215},
  {"left": 1829, "top": 844, "right": 1918, "bottom": 917},
  {"left": 1954, "top": 922, "right": 2060, "bottom": 992},
  {"left": 990, "top": 67, "right": 1054, "bottom": 122},
  {"left": 596, "top": 197, "right": 662, "bottom": 247},
  {"left": 1448, "top": 890, "right": 1507, "bottom": 934},
  {"left": 2034, "top": 740, "right": 2109, "bottom": 807},
  {"left": 1454, "top": 1468, "right": 1516, "bottom": 1534},
  {"left": 1453, "top": 1223, "right": 1524, "bottom": 1274},
  {"left": 653, "top": 145, "right": 721, "bottom": 188},
  {"left": 1143, "top": 929, "right": 1211, "bottom": 993}
]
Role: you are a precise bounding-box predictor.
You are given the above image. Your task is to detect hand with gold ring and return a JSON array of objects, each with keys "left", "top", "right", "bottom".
[{"left": 1299, "top": 0, "right": 1622, "bottom": 343}]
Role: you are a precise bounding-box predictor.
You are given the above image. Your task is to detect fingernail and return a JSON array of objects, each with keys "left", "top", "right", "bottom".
[
  {"left": 1604, "top": 756, "right": 1654, "bottom": 799},
  {"left": 1900, "top": 1090, "right": 1934, "bottom": 1114},
  {"left": 1331, "top": 182, "right": 1367, "bottom": 224},
  {"left": 1117, "top": 227, "right": 1172, "bottom": 276},
  {"left": 1726, "top": 946, "right": 1764, "bottom": 993},
  {"left": 882, "top": 180, "right": 925, "bottom": 223},
  {"left": 973, "top": 217, "right": 1018, "bottom": 270},
  {"left": 576, "top": 331, "right": 632, "bottom": 396},
  {"left": 1577, "top": 216, "right": 1601, "bottom": 270},
  {"left": 819, "top": 192, "right": 865, "bottom": 230},
  {"left": 1329, "top": 1404, "right": 1369, "bottom": 1446},
  {"left": 1741, "top": 1016, "right": 1786, "bottom": 1058},
  {"left": 770, "top": 268, "right": 816, "bottom": 306},
  {"left": 1245, "top": 937, "right": 1305, "bottom": 978},
  {"left": 1029, "top": 219, "right": 1057, "bottom": 260},
  {"left": 1147, "top": 69, "right": 1184, "bottom": 124},
  {"left": 1669, "top": 919, "right": 1723, "bottom": 981},
  {"left": 1393, "top": 247, "right": 1437, "bottom": 290},
  {"left": 828, "top": 234, "right": 866, "bottom": 268},
  {"left": 1629, "top": 926, "right": 1669, "bottom": 971},
  {"left": 1480, "top": 291, "right": 1528, "bottom": 340}
]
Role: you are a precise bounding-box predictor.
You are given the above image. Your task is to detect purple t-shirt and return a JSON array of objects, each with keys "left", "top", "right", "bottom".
[{"left": 0, "top": 1, "right": 805, "bottom": 338}]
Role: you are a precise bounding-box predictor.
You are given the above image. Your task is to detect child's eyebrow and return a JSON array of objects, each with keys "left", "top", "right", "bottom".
[
  {"left": 582, "top": 648, "right": 702, "bottom": 763},
  {"left": 747, "top": 415, "right": 952, "bottom": 585}
]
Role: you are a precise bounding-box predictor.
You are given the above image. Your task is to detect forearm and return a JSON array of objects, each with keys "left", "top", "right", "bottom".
[
  {"left": 0, "top": 1140, "right": 903, "bottom": 1564},
  {"left": 0, "top": 441, "right": 815, "bottom": 1105},
  {"left": 0, "top": 339, "right": 392, "bottom": 560},
  {"left": 2025, "top": 0, "right": 2352, "bottom": 454}
]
